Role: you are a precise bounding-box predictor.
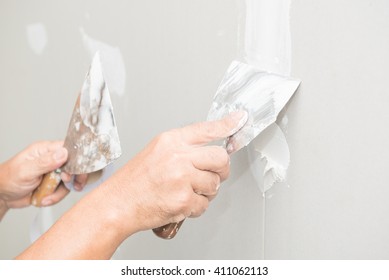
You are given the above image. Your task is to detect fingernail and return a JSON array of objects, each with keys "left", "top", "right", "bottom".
[
  {"left": 216, "top": 183, "right": 221, "bottom": 191},
  {"left": 53, "top": 148, "right": 66, "bottom": 162},
  {"left": 41, "top": 198, "right": 52, "bottom": 206},
  {"left": 229, "top": 110, "right": 248, "bottom": 135}
]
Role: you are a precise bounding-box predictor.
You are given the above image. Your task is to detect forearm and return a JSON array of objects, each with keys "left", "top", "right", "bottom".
[{"left": 16, "top": 180, "right": 135, "bottom": 259}]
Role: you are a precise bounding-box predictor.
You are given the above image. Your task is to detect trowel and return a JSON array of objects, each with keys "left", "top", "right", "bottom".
[
  {"left": 31, "top": 52, "right": 122, "bottom": 207},
  {"left": 153, "top": 60, "right": 300, "bottom": 239}
]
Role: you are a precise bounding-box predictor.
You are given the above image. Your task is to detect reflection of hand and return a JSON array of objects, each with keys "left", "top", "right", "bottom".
[{"left": 0, "top": 141, "right": 88, "bottom": 213}]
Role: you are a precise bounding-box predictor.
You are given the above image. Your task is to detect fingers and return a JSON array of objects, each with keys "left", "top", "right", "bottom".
[
  {"left": 73, "top": 174, "right": 88, "bottom": 191},
  {"left": 24, "top": 145, "right": 68, "bottom": 181},
  {"left": 35, "top": 141, "right": 64, "bottom": 154},
  {"left": 190, "top": 146, "right": 230, "bottom": 181},
  {"left": 178, "top": 169, "right": 221, "bottom": 220},
  {"left": 187, "top": 193, "right": 209, "bottom": 218},
  {"left": 191, "top": 169, "right": 220, "bottom": 197},
  {"left": 170, "top": 188, "right": 210, "bottom": 221},
  {"left": 60, "top": 172, "right": 72, "bottom": 183},
  {"left": 188, "top": 145, "right": 229, "bottom": 201},
  {"left": 61, "top": 173, "right": 88, "bottom": 191},
  {"left": 178, "top": 110, "right": 248, "bottom": 146},
  {"left": 40, "top": 184, "right": 70, "bottom": 207}
]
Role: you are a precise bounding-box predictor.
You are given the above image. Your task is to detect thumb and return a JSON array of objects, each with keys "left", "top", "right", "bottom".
[
  {"left": 26, "top": 147, "right": 68, "bottom": 179},
  {"left": 179, "top": 110, "right": 248, "bottom": 146}
]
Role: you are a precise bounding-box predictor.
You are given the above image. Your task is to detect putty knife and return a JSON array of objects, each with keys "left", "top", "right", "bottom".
[
  {"left": 153, "top": 60, "right": 300, "bottom": 239},
  {"left": 31, "top": 52, "right": 122, "bottom": 207}
]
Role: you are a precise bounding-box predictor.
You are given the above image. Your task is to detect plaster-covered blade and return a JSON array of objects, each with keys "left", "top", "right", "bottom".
[
  {"left": 152, "top": 60, "right": 301, "bottom": 240},
  {"left": 207, "top": 60, "right": 300, "bottom": 153},
  {"left": 62, "top": 52, "right": 122, "bottom": 174}
]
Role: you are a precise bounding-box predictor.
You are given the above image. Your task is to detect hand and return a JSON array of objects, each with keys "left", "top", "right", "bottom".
[
  {"left": 0, "top": 141, "right": 88, "bottom": 213},
  {"left": 101, "top": 110, "right": 248, "bottom": 235},
  {"left": 15, "top": 111, "right": 248, "bottom": 259}
]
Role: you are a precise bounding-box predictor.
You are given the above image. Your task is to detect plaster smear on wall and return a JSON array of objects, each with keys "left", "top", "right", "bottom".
[
  {"left": 241, "top": 0, "right": 294, "bottom": 192},
  {"left": 248, "top": 124, "right": 289, "bottom": 193},
  {"left": 80, "top": 28, "right": 126, "bottom": 97},
  {"left": 26, "top": 23, "right": 48, "bottom": 55}
]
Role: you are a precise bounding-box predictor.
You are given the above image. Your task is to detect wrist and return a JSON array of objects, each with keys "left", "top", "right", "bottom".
[{"left": 93, "top": 179, "right": 141, "bottom": 239}]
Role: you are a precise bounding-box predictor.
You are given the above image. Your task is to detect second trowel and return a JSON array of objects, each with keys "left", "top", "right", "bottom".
[
  {"left": 153, "top": 60, "right": 301, "bottom": 239},
  {"left": 31, "top": 52, "right": 122, "bottom": 206}
]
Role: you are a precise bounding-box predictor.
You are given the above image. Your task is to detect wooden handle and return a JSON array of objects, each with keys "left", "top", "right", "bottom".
[
  {"left": 153, "top": 220, "right": 185, "bottom": 239},
  {"left": 31, "top": 170, "right": 62, "bottom": 207}
]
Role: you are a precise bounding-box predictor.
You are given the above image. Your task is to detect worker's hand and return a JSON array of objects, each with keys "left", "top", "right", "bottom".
[
  {"left": 0, "top": 141, "right": 88, "bottom": 211},
  {"left": 101, "top": 111, "right": 248, "bottom": 235}
]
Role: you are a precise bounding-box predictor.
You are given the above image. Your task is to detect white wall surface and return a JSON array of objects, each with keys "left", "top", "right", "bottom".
[
  {"left": 266, "top": 0, "right": 389, "bottom": 259},
  {"left": 0, "top": 0, "right": 388, "bottom": 259}
]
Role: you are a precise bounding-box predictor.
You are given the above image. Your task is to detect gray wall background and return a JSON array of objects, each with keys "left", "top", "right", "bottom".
[{"left": 1, "top": 0, "right": 388, "bottom": 259}]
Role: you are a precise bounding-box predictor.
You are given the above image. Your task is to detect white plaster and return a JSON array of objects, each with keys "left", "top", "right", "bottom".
[
  {"left": 80, "top": 52, "right": 116, "bottom": 135},
  {"left": 249, "top": 123, "right": 290, "bottom": 193},
  {"left": 68, "top": 52, "right": 121, "bottom": 174},
  {"left": 207, "top": 60, "right": 299, "bottom": 153},
  {"left": 80, "top": 28, "right": 126, "bottom": 97},
  {"left": 26, "top": 23, "right": 48, "bottom": 55},
  {"left": 243, "top": 0, "right": 296, "bottom": 192},
  {"left": 243, "top": 0, "right": 291, "bottom": 76}
]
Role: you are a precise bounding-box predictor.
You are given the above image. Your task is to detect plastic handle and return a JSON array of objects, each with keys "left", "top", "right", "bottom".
[
  {"left": 152, "top": 220, "right": 185, "bottom": 239},
  {"left": 31, "top": 170, "right": 61, "bottom": 207}
]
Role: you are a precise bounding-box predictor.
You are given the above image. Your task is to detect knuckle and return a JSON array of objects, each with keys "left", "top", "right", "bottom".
[
  {"left": 156, "top": 130, "right": 178, "bottom": 147},
  {"left": 153, "top": 130, "right": 183, "bottom": 154},
  {"left": 166, "top": 154, "right": 192, "bottom": 183},
  {"left": 167, "top": 164, "right": 186, "bottom": 183},
  {"left": 170, "top": 151, "right": 181, "bottom": 162},
  {"left": 157, "top": 131, "right": 171, "bottom": 143},
  {"left": 153, "top": 132, "right": 171, "bottom": 150},
  {"left": 174, "top": 188, "right": 193, "bottom": 214},
  {"left": 180, "top": 188, "right": 193, "bottom": 206}
]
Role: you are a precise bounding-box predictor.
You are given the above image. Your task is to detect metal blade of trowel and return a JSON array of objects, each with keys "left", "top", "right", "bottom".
[
  {"left": 153, "top": 60, "right": 300, "bottom": 239},
  {"left": 62, "top": 53, "right": 121, "bottom": 174},
  {"left": 31, "top": 52, "right": 121, "bottom": 206},
  {"left": 208, "top": 60, "right": 301, "bottom": 154}
]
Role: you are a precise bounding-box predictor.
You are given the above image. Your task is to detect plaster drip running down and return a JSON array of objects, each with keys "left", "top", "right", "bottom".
[{"left": 242, "top": 0, "right": 294, "bottom": 193}]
